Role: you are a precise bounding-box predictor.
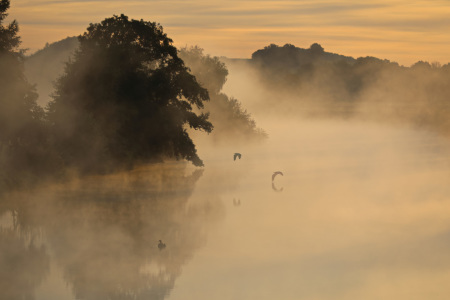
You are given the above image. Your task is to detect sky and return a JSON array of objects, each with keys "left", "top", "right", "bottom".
[{"left": 6, "top": 0, "right": 450, "bottom": 66}]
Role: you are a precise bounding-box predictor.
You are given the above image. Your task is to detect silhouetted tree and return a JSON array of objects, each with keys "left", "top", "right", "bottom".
[
  {"left": 309, "top": 43, "right": 324, "bottom": 53},
  {"left": 0, "top": 0, "right": 51, "bottom": 190},
  {"left": 179, "top": 46, "right": 228, "bottom": 94},
  {"left": 0, "top": 0, "right": 19, "bottom": 52},
  {"left": 179, "top": 46, "right": 267, "bottom": 143},
  {"left": 47, "top": 15, "right": 212, "bottom": 173}
]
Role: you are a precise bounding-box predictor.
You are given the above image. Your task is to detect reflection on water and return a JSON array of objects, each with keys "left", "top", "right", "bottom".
[
  {"left": 171, "top": 120, "right": 450, "bottom": 300},
  {"left": 0, "top": 227, "right": 49, "bottom": 300},
  {"left": 2, "top": 119, "right": 450, "bottom": 299},
  {"left": 0, "top": 163, "right": 225, "bottom": 300}
]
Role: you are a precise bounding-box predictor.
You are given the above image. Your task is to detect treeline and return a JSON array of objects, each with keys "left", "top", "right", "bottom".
[
  {"left": 247, "top": 43, "right": 450, "bottom": 134},
  {"left": 1, "top": 2, "right": 264, "bottom": 192},
  {"left": 24, "top": 39, "right": 267, "bottom": 144}
]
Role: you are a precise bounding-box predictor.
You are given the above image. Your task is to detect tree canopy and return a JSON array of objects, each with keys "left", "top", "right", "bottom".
[
  {"left": 179, "top": 46, "right": 267, "bottom": 144},
  {"left": 0, "top": 0, "right": 38, "bottom": 145},
  {"left": 0, "top": 0, "right": 20, "bottom": 53},
  {"left": 0, "top": 0, "right": 50, "bottom": 189},
  {"left": 47, "top": 15, "right": 213, "bottom": 173}
]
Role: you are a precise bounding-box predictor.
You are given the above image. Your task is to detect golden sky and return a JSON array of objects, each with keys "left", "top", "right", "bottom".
[{"left": 7, "top": 0, "right": 450, "bottom": 66}]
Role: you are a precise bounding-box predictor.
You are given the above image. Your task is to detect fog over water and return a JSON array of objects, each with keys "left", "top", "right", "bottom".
[
  {"left": 3, "top": 61, "right": 450, "bottom": 300},
  {"left": 181, "top": 118, "right": 450, "bottom": 300}
]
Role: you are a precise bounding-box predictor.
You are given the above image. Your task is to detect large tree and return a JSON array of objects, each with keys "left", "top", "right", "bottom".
[
  {"left": 0, "top": 0, "right": 49, "bottom": 189},
  {"left": 47, "top": 15, "right": 212, "bottom": 173}
]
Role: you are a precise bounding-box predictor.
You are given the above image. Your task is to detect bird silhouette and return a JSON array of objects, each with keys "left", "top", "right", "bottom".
[
  {"left": 233, "top": 153, "right": 242, "bottom": 161},
  {"left": 158, "top": 240, "right": 166, "bottom": 250},
  {"left": 272, "top": 171, "right": 283, "bottom": 181}
]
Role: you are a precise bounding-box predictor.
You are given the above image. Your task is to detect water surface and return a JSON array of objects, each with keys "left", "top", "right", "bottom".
[{"left": 1, "top": 119, "right": 450, "bottom": 300}]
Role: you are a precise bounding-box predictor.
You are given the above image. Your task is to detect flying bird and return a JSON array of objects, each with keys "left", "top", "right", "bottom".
[
  {"left": 272, "top": 171, "right": 284, "bottom": 181},
  {"left": 158, "top": 240, "right": 166, "bottom": 250},
  {"left": 234, "top": 153, "right": 242, "bottom": 161}
]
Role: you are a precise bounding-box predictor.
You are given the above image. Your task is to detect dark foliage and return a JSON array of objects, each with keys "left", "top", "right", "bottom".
[
  {"left": 179, "top": 46, "right": 228, "bottom": 94},
  {"left": 248, "top": 43, "right": 450, "bottom": 135},
  {"left": 252, "top": 43, "right": 354, "bottom": 69},
  {"left": 0, "top": 0, "right": 55, "bottom": 191},
  {"left": 0, "top": 0, "right": 19, "bottom": 53},
  {"left": 47, "top": 15, "right": 213, "bottom": 173},
  {"left": 179, "top": 46, "right": 267, "bottom": 143}
]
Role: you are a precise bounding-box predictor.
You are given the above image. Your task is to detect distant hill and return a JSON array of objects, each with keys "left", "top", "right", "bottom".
[{"left": 25, "top": 36, "right": 79, "bottom": 106}]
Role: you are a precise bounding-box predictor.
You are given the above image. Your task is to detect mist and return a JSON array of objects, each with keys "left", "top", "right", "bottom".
[
  {"left": 222, "top": 43, "right": 450, "bottom": 138},
  {"left": 170, "top": 43, "right": 450, "bottom": 299},
  {"left": 3, "top": 8, "right": 450, "bottom": 299},
  {"left": 172, "top": 115, "right": 450, "bottom": 300},
  {"left": 3, "top": 113, "right": 450, "bottom": 299}
]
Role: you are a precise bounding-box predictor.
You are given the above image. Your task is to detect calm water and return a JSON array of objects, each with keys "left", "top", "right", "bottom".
[{"left": 1, "top": 119, "right": 450, "bottom": 300}]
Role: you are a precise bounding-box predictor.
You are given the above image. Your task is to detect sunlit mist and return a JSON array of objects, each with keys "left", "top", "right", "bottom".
[{"left": 3, "top": 1, "right": 450, "bottom": 299}]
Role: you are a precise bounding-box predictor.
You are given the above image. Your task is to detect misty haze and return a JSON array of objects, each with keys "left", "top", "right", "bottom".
[{"left": 2, "top": 2, "right": 450, "bottom": 299}]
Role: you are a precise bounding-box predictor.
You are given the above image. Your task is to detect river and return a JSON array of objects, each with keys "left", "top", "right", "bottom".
[{"left": 1, "top": 116, "right": 450, "bottom": 300}]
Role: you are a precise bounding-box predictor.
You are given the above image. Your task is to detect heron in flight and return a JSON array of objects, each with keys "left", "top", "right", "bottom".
[{"left": 234, "top": 153, "right": 242, "bottom": 161}]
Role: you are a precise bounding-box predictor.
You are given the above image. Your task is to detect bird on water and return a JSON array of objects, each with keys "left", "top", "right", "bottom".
[
  {"left": 158, "top": 240, "right": 166, "bottom": 250},
  {"left": 234, "top": 153, "right": 242, "bottom": 161}
]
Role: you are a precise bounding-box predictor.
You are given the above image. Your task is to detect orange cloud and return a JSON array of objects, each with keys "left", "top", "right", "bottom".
[{"left": 7, "top": 0, "right": 450, "bottom": 65}]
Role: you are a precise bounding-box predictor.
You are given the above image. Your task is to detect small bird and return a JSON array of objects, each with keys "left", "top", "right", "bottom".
[
  {"left": 158, "top": 240, "right": 166, "bottom": 250},
  {"left": 272, "top": 171, "right": 283, "bottom": 181},
  {"left": 234, "top": 153, "right": 242, "bottom": 161}
]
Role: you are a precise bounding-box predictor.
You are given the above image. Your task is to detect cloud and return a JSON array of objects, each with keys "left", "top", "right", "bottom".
[{"left": 8, "top": 0, "right": 450, "bottom": 64}]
